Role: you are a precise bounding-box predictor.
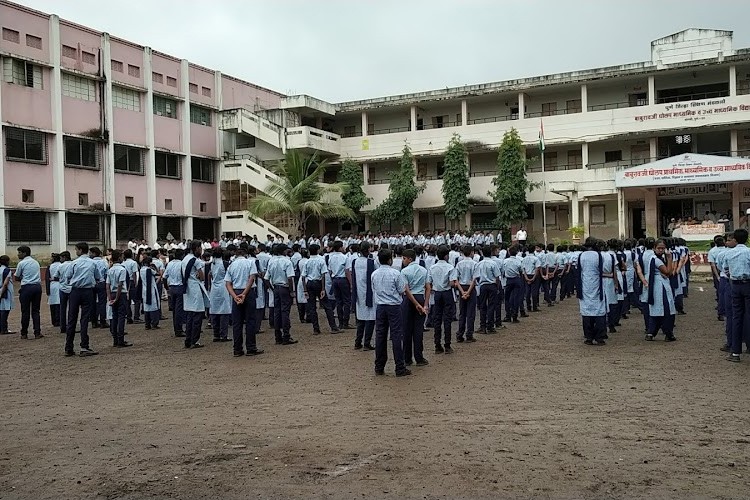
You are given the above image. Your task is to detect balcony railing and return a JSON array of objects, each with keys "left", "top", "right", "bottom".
[
  {"left": 587, "top": 100, "right": 647, "bottom": 111},
  {"left": 526, "top": 108, "right": 581, "bottom": 118},
  {"left": 656, "top": 90, "right": 729, "bottom": 104},
  {"left": 470, "top": 170, "right": 496, "bottom": 177},
  {"left": 467, "top": 114, "right": 518, "bottom": 125},
  {"left": 586, "top": 149, "right": 750, "bottom": 169},
  {"left": 527, "top": 163, "right": 583, "bottom": 173},
  {"left": 368, "top": 178, "right": 390, "bottom": 185},
  {"left": 372, "top": 126, "right": 410, "bottom": 135}
]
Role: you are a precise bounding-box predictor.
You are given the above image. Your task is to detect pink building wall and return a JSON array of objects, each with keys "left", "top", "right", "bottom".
[
  {"left": 151, "top": 52, "right": 181, "bottom": 99},
  {"left": 187, "top": 64, "right": 216, "bottom": 108},
  {"left": 59, "top": 21, "right": 100, "bottom": 76},
  {"left": 191, "top": 182, "right": 218, "bottom": 216},
  {"left": 0, "top": 3, "right": 50, "bottom": 63},
  {"left": 114, "top": 173, "right": 148, "bottom": 212},
  {"left": 153, "top": 115, "right": 182, "bottom": 151},
  {"left": 109, "top": 38, "right": 144, "bottom": 88},
  {"left": 221, "top": 74, "right": 283, "bottom": 110},
  {"left": 155, "top": 178, "right": 183, "bottom": 215},
  {"left": 190, "top": 123, "right": 216, "bottom": 157},
  {"left": 112, "top": 108, "right": 146, "bottom": 146},
  {"left": 4, "top": 160, "right": 54, "bottom": 208},
  {"left": 63, "top": 168, "right": 103, "bottom": 208},
  {"left": 1, "top": 71, "right": 54, "bottom": 130},
  {"left": 61, "top": 96, "right": 100, "bottom": 135}
]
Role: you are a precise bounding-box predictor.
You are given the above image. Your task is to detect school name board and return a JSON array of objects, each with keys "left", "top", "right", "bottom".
[
  {"left": 633, "top": 99, "right": 750, "bottom": 123},
  {"left": 615, "top": 153, "right": 750, "bottom": 188}
]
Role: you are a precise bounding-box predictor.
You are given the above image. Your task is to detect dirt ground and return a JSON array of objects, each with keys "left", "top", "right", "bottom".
[{"left": 1, "top": 280, "right": 749, "bottom": 499}]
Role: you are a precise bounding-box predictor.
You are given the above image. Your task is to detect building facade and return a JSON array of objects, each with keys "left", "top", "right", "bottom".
[{"left": 3, "top": 0, "right": 750, "bottom": 254}]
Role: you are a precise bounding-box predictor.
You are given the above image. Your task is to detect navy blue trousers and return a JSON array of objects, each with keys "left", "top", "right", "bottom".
[
  {"left": 402, "top": 294, "right": 425, "bottom": 363},
  {"left": 169, "top": 285, "right": 185, "bottom": 334},
  {"left": 432, "top": 290, "right": 455, "bottom": 347},
  {"left": 504, "top": 277, "right": 522, "bottom": 319},
  {"left": 66, "top": 287, "right": 93, "bottom": 351},
  {"left": 232, "top": 288, "right": 257, "bottom": 353},
  {"left": 273, "top": 286, "right": 292, "bottom": 342},
  {"left": 306, "top": 280, "right": 337, "bottom": 332},
  {"left": 110, "top": 295, "right": 127, "bottom": 339},
  {"left": 332, "top": 277, "right": 351, "bottom": 327},
  {"left": 375, "top": 304, "right": 405, "bottom": 373},
  {"left": 582, "top": 315, "right": 606, "bottom": 341},
  {"left": 59, "top": 291, "right": 69, "bottom": 334},
  {"left": 478, "top": 285, "right": 496, "bottom": 331},
  {"left": 184, "top": 310, "right": 203, "bottom": 347},
  {"left": 525, "top": 277, "right": 540, "bottom": 311},
  {"left": 730, "top": 281, "right": 750, "bottom": 355},
  {"left": 94, "top": 282, "right": 107, "bottom": 325},
  {"left": 494, "top": 284, "right": 504, "bottom": 327},
  {"left": 457, "top": 287, "right": 477, "bottom": 337},
  {"left": 19, "top": 283, "right": 42, "bottom": 335}
]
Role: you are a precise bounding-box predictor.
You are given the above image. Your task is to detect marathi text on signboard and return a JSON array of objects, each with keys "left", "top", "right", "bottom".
[{"left": 616, "top": 154, "right": 750, "bottom": 188}]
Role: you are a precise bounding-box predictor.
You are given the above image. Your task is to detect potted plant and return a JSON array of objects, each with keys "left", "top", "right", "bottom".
[{"left": 569, "top": 225, "right": 585, "bottom": 241}]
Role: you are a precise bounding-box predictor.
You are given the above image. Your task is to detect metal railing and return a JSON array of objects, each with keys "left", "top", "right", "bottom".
[
  {"left": 467, "top": 114, "right": 518, "bottom": 125},
  {"left": 469, "top": 170, "right": 496, "bottom": 177},
  {"left": 585, "top": 149, "right": 750, "bottom": 169},
  {"left": 656, "top": 90, "right": 729, "bottom": 104},
  {"left": 526, "top": 108, "right": 581, "bottom": 118},
  {"left": 527, "top": 163, "right": 583, "bottom": 173},
  {"left": 372, "top": 126, "right": 409, "bottom": 135},
  {"left": 587, "top": 100, "right": 647, "bottom": 111},
  {"left": 368, "top": 178, "right": 390, "bottom": 185}
]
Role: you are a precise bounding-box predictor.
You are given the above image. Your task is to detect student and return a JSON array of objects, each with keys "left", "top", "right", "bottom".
[
  {"left": 327, "top": 241, "right": 352, "bottom": 330},
  {"left": 140, "top": 256, "right": 161, "bottom": 330},
  {"left": 455, "top": 245, "right": 478, "bottom": 343},
  {"left": 542, "top": 243, "right": 558, "bottom": 307},
  {"left": 521, "top": 247, "right": 541, "bottom": 313},
  {"left": 726, "top": 228, "right": 750, "bottom": 362},
  {"left": 47, "top": 253, "right": 61, "bottom": 328},
  {"left": 295, "top": 249, "right": 309, "bottom": 324},
  {"left": 90, "top": 247, "right": 109, "bottom": 329},
  {"left": 209, "top": 248, "right": 232, "bottom": 342},
  {"left": 0, "top": 255, "right": 14, "bottom": 335},
  {"left": 644, "top": 238, "right": 677, "bottom": 342},
  {"left": 149, "top": 249, "right": 166, "bottom": 320},
  {"left": 106, "top": 250, "right": 132, "bottom": 348},
  {"left": 303, "top": 244, "right": 338, "bottom": 336},
  {"left": 65, "top": 242, "right": 102, "bottom": 356},
  {"left": 350, "top": 242, "right": 376, "bottom": 347},
  {"left": 267, "top": 244, "right": 297, "bottom": 345},
  {"left": 372, "top": 249, "right": 410, "bottom": 377},
  {"left": 122, "top": 249, "right": 140, "bottom": 324},
  {"left": 15, "top": 245, "right": 44, "bottom": 339},
  {"left": 503, "top": 246, "right": 523, "bottom": 324},
  {"left": 400, "top": 248, "right": 430, "bottom": 367},
  {"left": 225, "top": 246, "right": 263, "bottom": 357},
  {"left": 577, "top": 238, "right": 607, "bottom": 345},
  {"left": 56, "top": 252, "right": 72, "bottom": 335},
  {"left": 164, "top": 248, "right": 186, "bottom": 337},
  {"left": 428, "top": 245, "right": 458, "bottom": 354},
  {"left": 182, "top": 240, "right": 208, "bottom": 349},
  {"left": 476, "top": 246, "right": 502, "bottom": 334}
]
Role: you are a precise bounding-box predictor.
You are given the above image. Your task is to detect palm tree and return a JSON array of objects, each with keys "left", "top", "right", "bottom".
[{"left": 246, "top": 150, "right": 355, "bottom": 234}]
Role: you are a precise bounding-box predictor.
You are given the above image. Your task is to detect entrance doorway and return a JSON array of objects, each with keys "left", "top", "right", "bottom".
[
  {"left": 659, "top": 198, "right": 693, "bottom": 235},
  {"left": 631, "top": 208, "right": 646, "bottom": 239}
]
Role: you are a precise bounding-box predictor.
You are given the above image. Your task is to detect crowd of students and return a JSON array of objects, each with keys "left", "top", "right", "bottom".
[{"left": 0, "top": 229, "right": 729, "bottom": 373}]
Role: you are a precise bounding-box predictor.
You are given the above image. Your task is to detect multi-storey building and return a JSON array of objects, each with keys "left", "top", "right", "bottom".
[{"left": 3, "top": 0, "right": 750, "bottom": 255}]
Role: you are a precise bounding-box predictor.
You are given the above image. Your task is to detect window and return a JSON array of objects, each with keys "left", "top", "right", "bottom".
[
  {"left": 166, "top": 76, "right": 177, "bottom": 88},
  {"left": 2, "top": 28, "right": 19, "bottom": 43},
  {"left": 201, "top": 86, "right": 211, "bottom": 97},
  {"left": 7, "top": 210, "right": 48, "bottom": 242},
  {"left": 78, "top": 193, "right": 88, "bottom": 206},
  {"left": 5, "top": 127, "right": 47, "bottom": 163},
  {"left": 112, "top": 85, "right": 140, "bottom": 111},
  {"left": 153, "top": 95, "right": 177, "bottom": 118},
  {"left": 26, "top": 35, "right": 42, "bottom": 49},
  {"left": 157, "top": 217, "right": 182, "bottom": 241},
  {"left": 67, "top": 213, "right": 101, "bottom": 242},
  {"left": 62, "top": 73, "right": 96, "bottom": 101},
  {"left": 566, "top": 99, "right": 582, "bottom": 114},
  {"left": 164, "top": 199, "right": 173, "bottom": 211},
  {"left": 21, "top": 189, "right": 34, "bottom": 203},
  {"left": 629, "top": 92, "right": 648, "bottom": 106},
  {"left": 64, "top": 137, "right": 98, "bottom": 169},
  {"left": 544, "top": 152, "right": 558, "bottom": 170},
  {"left": 111, "top": 60, "right": 123, "bottom": 72},
  {"left": 115, "top": 214, "right": 143, "bottom": 241},
  {"left": 591, "top": 205, "right": 606, "bottom": 225},
  {"left": 62, "top": 45, "right": 77, "bottom": 59},
  {"left": 343, "top": 126, "right": 356, "bottom": 137},
  {"left": 125, "top": 196, "right": 134, "bottom": 208},
  {"left": 189, "top": 83, "right": 198, "bottom": 93},
  {"left": 191, "top": 157, "right": 214, "bottom": 183},
  {"left": 81, "top": 51, "right": 95, "bottom": 65},
  {"left": 605, "top": 150, "right": 623, "bottom": 163},
  {"left": 436, "top": 161, "right": 445, "bottom": 179},
  {"left": 155, "top": 151, "right": 180, "bottom": 178},
  {"left": 114, "top": 145, "right": 143, "bottom": 174},
  {"left": 432, "top": 115, "right": 447, "bottom": 128},
  {"left": 199, "top": 202, "right": 207, "bottom": 213},
  {"left": 2, "top": 58, "right": 43, "bottom": 89},
  {"left": 542, "top": 102, "right": 557, "bottom": 116},
  {"left": 127, "top": 64, "right": 140, "bottom": 78},
  {"left": 236, "top": 134, "right": 255, "bottom": 149},
  {"left": 189, "top": 105, "right": 211, "bottom": 126},
  {"left": 568, "top": 150, "right": 583, "bottom": 168},
  {"left": 367, "top": 123, "right": 374, "bottom": 135},
  {"left": 510, "top": 106, "right": 519, "bottom": 119},
  {"left": 152, "top": 72, "right": 163, "bottom": 84}
]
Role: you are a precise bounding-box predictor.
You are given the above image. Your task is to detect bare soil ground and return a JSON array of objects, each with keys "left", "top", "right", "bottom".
[{"left": 1, "top": 281, "right": 749, "bottom": 499}]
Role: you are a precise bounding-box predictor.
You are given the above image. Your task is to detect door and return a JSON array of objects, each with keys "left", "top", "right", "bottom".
[{"left": 631, "top": 208, "right": 646, "bottom": 239}]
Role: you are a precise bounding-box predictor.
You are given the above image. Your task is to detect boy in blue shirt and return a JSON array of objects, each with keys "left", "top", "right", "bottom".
[{"left": 372, "top": 249, "right": 410, "bottom": 377}]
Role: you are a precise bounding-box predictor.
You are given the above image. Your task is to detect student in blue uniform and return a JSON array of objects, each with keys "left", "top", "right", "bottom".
[
  {"left": 122, "top": 249, "right": 139, "bottom": 324},
  {"left": 164, "top": 248, "right": 186, "bottom": 337},
  {"left": 351, "top": 242, "right": 376, "bottom": 347},
  {"left": 267, "top": 244, "right": 297, "bottom": 345},
  {"left": 476, "top": 245, "right": 502, "bottom": 334},
  {"left": 90, "top": 247, "right": 109, "bottom": 329},
  {"left": 56, "top": 251, "right": 72, "bottom": 335},
  {"left": 303, "top": 244, "right": 337, "bottom": 336},
  {"left": 15, "top": 245, "right": 43, "bottom": 339},
  {"left": 726, "top": 228, "right": 750, "bottom": 362},
  {"left": 225, "top": 245, "right": 263, "bottom": 357},
  {"left": 209, "top": 248, "right": 232, "bottom": 342},
  {"left": 401, "top": 249, "right": 430, "bottom": 367},
  {"left": 577, "top": 238, "right": 607, "bottom": 345},
  {"left": 182, "top": 241, "right": 208, "bottom": 349},
  {"left": 0, "top": 255, "right": 15, "bottom": 335},
  {"left": 455, "top": 245, "right": 478, "bottom": 343},
  {"left": 372, "top": 249, "right": 410, "bottom": 377},
  {"left": 140, "top": 257, "right": 161, "bottom": 330},
  {"left": 521, "top": 247, "right": 541, "bottom": 313},
  {"left": 503, "top": 246, "right": 523, "bottom": 323},
  {"left": 428, "top": 245, "right": 458, "bottom": 354},
  {"left": 47, "top": 253, "right": 61, "bottom": 328},
  {"left": 106, "top": 250, "right": 132, "bottom": 348},
  {"left": 65, "top": 242, "right": 102, "bottom": 356},
  {"left": 327, "top": 241, "right": 352, "bottom": 330},
  {"left": 644, "top": 238, "right": 677, "bottom": 342}
]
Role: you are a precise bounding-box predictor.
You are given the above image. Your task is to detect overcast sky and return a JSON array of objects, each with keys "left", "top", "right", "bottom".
[{"left": 21, "top": 0, "right": 750, "bottom": 102}]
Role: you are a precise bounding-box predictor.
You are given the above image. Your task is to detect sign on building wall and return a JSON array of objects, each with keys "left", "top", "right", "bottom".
[
  {"left": 615, "top": 153, "right": 750, "bottom": 188},
  {"left": 634, "top": 99, "right": 750, "bottom": 124}
]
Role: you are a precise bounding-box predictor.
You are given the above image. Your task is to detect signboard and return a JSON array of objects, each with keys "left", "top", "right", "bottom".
[
  {"left": 673, "top": 223, "right": 725, "bottom": 241},
  {"left": 615, "top": 153, "right": 750, "bottom": 188}
]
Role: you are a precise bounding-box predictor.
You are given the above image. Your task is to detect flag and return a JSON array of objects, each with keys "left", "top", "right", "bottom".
[{"left": 538, "top": 119, "right": 545, "bottom": 152}]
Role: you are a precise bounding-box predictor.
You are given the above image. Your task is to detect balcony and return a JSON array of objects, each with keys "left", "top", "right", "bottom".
[{"left": 285, "top": 126, "right": 341, "bottom": 155}]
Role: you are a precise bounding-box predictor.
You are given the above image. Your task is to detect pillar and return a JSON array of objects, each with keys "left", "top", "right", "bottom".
[
  {"left": 318, "top": 218, "right": 325, "bottom": 236},
  {"left": 582, "top": 199, "right": 591, "bottom": 238},
  {"left": 143, "top": 48, "right": 157, "bottom": 243},
  {"left": 581, "top": 143, "right": 589, "bottom": 169},
  {"left": 362, "top": 162, "right": 369, "bottom": 184},
  {"left": 180, "top": 59, "right": 193, "bottom": 240},
  {"left": 571, "top": 191, "right": 580, "bottom": 228},
  {"left": 410, "top": 106, "right": 417, "bottom": 132},
  {"left": 0, "top": 48, "right": 5, "bottom": 254},
  {"left": 461, "top": 99, "right": 468, "bottom": 126},
  {"left": 644, "top": 188, "right": 658, "bottom": 237},
  {"left": 413, "top": 212, "right": 419, "bottom": 234},
  {"left": 102, "top": 33, "right": 117, "bottom": 248},
  {"left": 464, "top": 211, "right": 471, "bottom": 231},
  {"left": 732, "top": 182, "right": 741, "bottom": 229},
  {"left": 731, "top": 129, "right": 738, "bottom": 156},
  {"left": 730, "top": 65, "right": 737, "bottom": 97},
  {"left": 50, "top": 15, "right": 66, "bottom": 250},
  {"left": 649, "top": 137, "right": 657, "bottom": 160},
  {"left": 215, "top": 70, "right": 224, "bottom": 230},
  {"left": 315, "top": 116, "right": 323, "bottom": 129},
  {"left": 648, "top": 76, "right": 655, "bottom": 106},
  {"left": 580, "top": 84, "right": 588, "bottom": 113},
  {"left": 361, "top": 112, "right": 368, "bottom": 137},
  {"left": 518, "top": 93, "right": 525, "bottom": 119},
  {"left": 617, "top": 188, "right": 626, "bottom": 239}
]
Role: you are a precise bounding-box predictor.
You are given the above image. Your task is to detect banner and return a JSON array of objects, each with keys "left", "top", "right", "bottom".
[{"left": 615, "top": 153, "right": 750, "bottom": 188}]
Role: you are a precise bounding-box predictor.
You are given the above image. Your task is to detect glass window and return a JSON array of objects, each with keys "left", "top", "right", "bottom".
[
  {"left": 112, "top": 85, "right": 141, "bottom": 111},
  {"left": 64, "top": 137, "right": 98, "bottom": 168},
  {"left": 189, "top": 105, "right": 211, "bottom": 126},
  {"left": 114, "top": 144, "right": 144, "bottom": 173},
  {"left": 153, "top": 96, "right": 177, "bottom": 119},
  {"left": 155, "top": 151, "right": 180, "bottom": 178},
  {"left": 5, "top": 127, "right": 46, "bottom": 163},
  {"left": 62, "top": 73, "right": 96, "bottom": 101},
  {"left": 191, "top": 157, "right": 214, "bottom": 183}
]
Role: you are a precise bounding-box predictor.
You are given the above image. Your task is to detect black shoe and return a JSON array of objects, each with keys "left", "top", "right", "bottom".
[
  {"left": 212, "top": 337, "right": 222, "bottom": 342},
  {"left": 174, "top": 332, "right": 186, "bottom": 337},
  {"left": 476, "top": 329, "right": 487, "bottom": 335},
  {"left": 363, "top": 344, "right": 375, "bottom": 351},
  {"left": 342, "top": 324, "right": 354, "bottom": 330},
  {"left": 466, "top": 337, "right": 477, "bottom": 343},
  {"left": 416, "top": 359, "right": 429, "bottom": 366},
  {"left": 608, "top": 327, "right": 617, "bottom": 333},
  {"left": 593, "top": 340, "right": 606, "bottom": 346},
  {"left": 20, "top": 333, "right": 28, "bottom": 339},
  {"left": 614, "top": 323, "right": 622, "bottom": 327},
  {"left": 34, "top": 333, "right": 44, "bottom": 339},
  {"left": 665, "top": 336, "right": 677, "bottom": 342},
  {"left": 726, "top": 354, "right": 741, "bottom": 363},
  {"left": 275, "top": 340, "right": 283, "bottom": 345},
  {"left": 132, "top": 319, "right": 144, "bottom": 324},
  {"left": 532, "top": 308, "right": 540, "bottom": 313},
  {"left": 584, "top": 339, "right": 594, "bottom": 345},
  {"left": 234, "top": 351, "right": 245, "bottom": 357},
  {"left": 116, "top": 341, "right": 133, "bottom": 348},
  {"left": 456, "top": 336, "right": 465, "bottom": 343},
  {"left": 677, "top": 311, "right": 686, "bottom": 315},
  {"left": 145, "top": 326, "right": 152, "bottom": 331},
  {"left": 720, "top": 345, "right": 731, "bottom": 352},
  {"left": 375, "top": 369, "right": 385, "bottom": 376},
  {"left": 220, "top": 337, "right": 230, "bottom": 342},
  {"left": 512, "top": 318, "right": 520, "bottom": 324},
  {"left": 503, "top": 317, "right": 511, "bottom": 323},
  {"left": 621, "top": 314, "right": 628, "bottom": 320},
  {"left": 487, "top": 328, "right": 497, "bottom": 334},
  {"left": 64, "top": 351, "right": 75, "bottom": 357},
  {"left": 247, "top": 349, "right": 264, "bottom": 356},
  {"left": 718, "top": 315, "right": 725, "bottom": 321},
  {"left": 354, "top": 344, "right": 362, "bottom": 350},
  {"left": 330, "top": 328, "right": 341, "bottom": 334},
  {"left": 444, "top": 346, "right": 454, "bottom": 354},
  {"left": 395, "top": 369, "right": 412, "bottom": 377},
  {"left": 313, "top": 330, "right": 321, "bottom": 335},
  {"left": 190, "top": 343, "right": 204, "bottom": 349},
  {"left": 282, "top": 338, "right": 298, "bottom": 345},
  {"left": 405, "top": 360, "right": 413, "bottom": 366},
  {"left": 127, "top": 319, "right": 133, "bottom": 324},
  {"left": 645, "top": 334, "right": 654, "bottom": 341},
  {"left": 435, "top": 345, "right": 444, "bottom": 354},
  {"left": 520, "top": 312, "right": 529, "bottom": 318}
]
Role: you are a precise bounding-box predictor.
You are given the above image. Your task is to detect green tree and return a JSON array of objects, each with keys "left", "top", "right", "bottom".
[
  {"left": 489, "top": 128, "right": 535, "bottom": 239},
  {"left": 247, "top": 150, "right": 355, "bottom": 234},
  {"left": 442, "top": 134, "right": 470, "bottom": 225},
  {"left": 371, "top": 144, "right": 424, "bottom": 229},
  {"left": 337, "top": 158, "right": 371, "bottom": 220}
]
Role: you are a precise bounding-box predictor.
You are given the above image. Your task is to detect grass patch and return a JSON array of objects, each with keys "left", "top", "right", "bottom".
[{"left": 687, "top": 241, "right": 713, "bottom": 253}]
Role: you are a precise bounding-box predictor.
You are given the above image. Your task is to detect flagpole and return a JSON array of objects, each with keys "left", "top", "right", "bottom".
[{"left": 542, "top": 151, "right": 547, "bottom": 246}]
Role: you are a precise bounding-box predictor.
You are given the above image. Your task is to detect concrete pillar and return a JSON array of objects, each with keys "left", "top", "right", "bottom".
[
  {"left": 0, "top": 48, "right": 4, "bottom": 254},
  {"left": 571, "top": 191, "right": 580, "bottom": 228},
  {"left": 143, "top": 48, "right": 157, "bottom": 243},
  {"left": 648, "top": 76, "right": 655, "bottom": 106},
  {"left": 644, "top": 188, "right": 658, "bottom": 237},
  {"left": 410, "top": 106, "right": 417, "bottom": 132},
  {"left": 464, "top": 211, "right": 471, "bottom": 231},
  {"left": 180, "top": 59, "right": 193, "bottom": 240},
  {"left": 582, "top": 199, "right": 590, "bottom": 238},
  {"left": 580, "top": 84, "right": 588, "bottom": 113},
  {"left": 518, "top": 93, "right": 525, "bottom": 119},
  {"left": 215, "top": 70, "right": 223, "bottom": 229},
  {"left": 101, "top": 33, "right": 117, "bottom": 248},
  {"left": 731, "top": 129, "right": 738, "bottom": 156},
  {"left": 362, "top": 162, "right": 369, "bottom": 184},
  {"left": 461, "top": 99, "right": 468, "bottom": 126},
  {"left": 732, "top": 182, "right": 741, "bottom": 228},
  {"left": 361, "top": 112, "right": 368, "bottom": 137},
  {"left": 617, "top": 189, "right": 626, "bottom": 239},
  {"left": 50, "top": 15, "right": 66, "bottom": 250},
  {"left": 413, "top": 212, "right": 419, "bottom": 234},
  {"left": 581, "top": 143, "right": 589, "bottom": 169},
  {"left": 649, "top": 137, "right": 658, "bottom": 160},
  {"left": 730, "top": 65, "right": 737, "bottom": 97}
]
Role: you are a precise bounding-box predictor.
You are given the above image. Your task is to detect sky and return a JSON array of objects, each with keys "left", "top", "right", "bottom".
[{"left": 20, "top": 0, "right": 750, "bottom": 103}]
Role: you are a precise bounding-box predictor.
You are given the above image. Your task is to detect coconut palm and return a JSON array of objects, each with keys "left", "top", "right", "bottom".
[{"left": 247, "top": 150, "right": 355, "bottom": 234}]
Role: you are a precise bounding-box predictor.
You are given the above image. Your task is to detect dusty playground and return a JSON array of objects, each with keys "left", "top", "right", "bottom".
[{"left": 1, "top": 284, "right": 749, "bottom": 499}]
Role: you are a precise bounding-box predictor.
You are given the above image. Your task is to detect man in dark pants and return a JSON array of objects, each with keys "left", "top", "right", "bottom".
[
  {"left": 65, "top": 242, "right": 102, "bottom": 356},
  {"left": 476, "top": 246, "right": 502, "bottom": 334},
  {"left": 90, "top": 247, "right": 109, "bottom": 328},
  {"left": 455, "top": 245, "right": 477, "bottom": 342},
  {"left": 225, "top": 246, "right": 263, "bottom": 357},
  {"left": 401, "top": 249, "right": 429, "bottom": 367},
  {"left": 14, "top": 246, "right": 44, "bottom": 339},
  {"left": 267, "top": 244, "right": 297, "bottom": 345},
  {"left": 165, "top": 248, "right": 186, "bottom": 337},
  {"left": 106, "top": 250, "right": 132, "bottom": 348},
  {"left": 427, "top": 245, "right": 458, "bottom": 354},
  {"left": 327, "top": 241, "right": 352, "bottom": 329},
  {"left": 181, "top": 241, "right": 207, "bottom": 349},
  {"left": 303, "top": 244, "right": 339, "bottom": 335},
  {"left": 726, "top": 228, "right": 750, "bottom": 362},
  {"left": 372, "top": 249, "right": 410, "bottom": 377}
]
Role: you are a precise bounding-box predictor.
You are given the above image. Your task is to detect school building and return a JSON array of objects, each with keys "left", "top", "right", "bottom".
[{"left": 2, "top": 0, "right": 750, "bottom": 254}]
